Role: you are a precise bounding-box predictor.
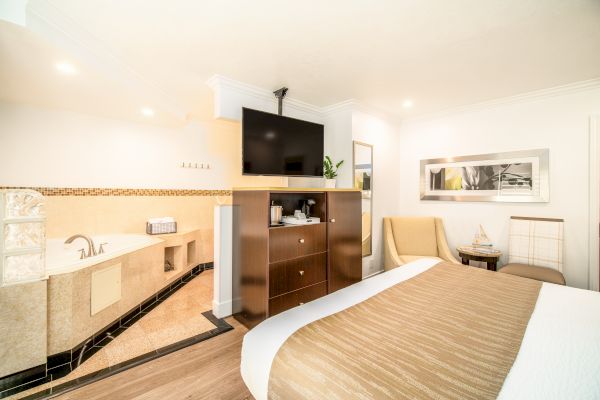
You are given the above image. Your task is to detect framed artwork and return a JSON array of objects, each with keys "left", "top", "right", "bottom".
[{"left": 420, "top": 149, "right": 549, "bottom": 202}]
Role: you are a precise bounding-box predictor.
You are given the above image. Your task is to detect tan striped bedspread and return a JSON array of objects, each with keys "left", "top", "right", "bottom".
[{"left": 268, "top": 262, "right": 542, "bottom": 400}]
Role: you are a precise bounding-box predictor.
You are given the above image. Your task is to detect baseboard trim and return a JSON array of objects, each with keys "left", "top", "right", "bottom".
[
  {"left": 212, "top": 298, "right": 233, "bottom": 318},
  {"left": 0, "top": 365, "right": 46, "bottom": 396}
]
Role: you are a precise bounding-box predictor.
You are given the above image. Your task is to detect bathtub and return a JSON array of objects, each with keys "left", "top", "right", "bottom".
[{"left": 45, "top": 234, "right": 163, "bottom": 275}]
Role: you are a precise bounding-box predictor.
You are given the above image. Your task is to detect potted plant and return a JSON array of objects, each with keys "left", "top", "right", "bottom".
[{"left": 323, "top": 156, "right": 344, "bottom": 188}]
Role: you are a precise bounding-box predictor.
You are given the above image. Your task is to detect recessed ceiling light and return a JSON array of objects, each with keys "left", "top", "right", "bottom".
[
  {"left": 141, "top": 107, "right": 155, "bottom": 117},
  {"left": 402, "top": 100, "right": 414, "bottom": 109},
  {"left": 55, "top": 62, "right": 77, "bottom": 75}
]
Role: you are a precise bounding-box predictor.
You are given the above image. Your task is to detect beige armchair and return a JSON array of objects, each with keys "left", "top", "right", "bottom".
[{"left": 383, "top": 216, "right": 459, "bottom": 270}]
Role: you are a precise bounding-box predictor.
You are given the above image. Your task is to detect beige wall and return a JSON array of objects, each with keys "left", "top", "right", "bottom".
[
  {"left": 0, "top": 100, "right": 286, "bottom": 239},
  {"left": 44, "top": 195, "right": 231, "bottom": 238}
]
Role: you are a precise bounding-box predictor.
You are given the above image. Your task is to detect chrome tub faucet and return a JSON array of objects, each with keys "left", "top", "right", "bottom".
[{"left": 64, "top": 234, "right": 97, "bottom": 258}]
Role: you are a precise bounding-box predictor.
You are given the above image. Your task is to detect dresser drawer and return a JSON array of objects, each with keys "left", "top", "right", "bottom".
[
  {"left": 269, "top": 253, "right": 327, "bottom": 298},
  {"left": 269, "top": 223, "right": 327, "bottom": 263},
  {"left": 269, "top": 282, "right": 328, "bottom": 317}
]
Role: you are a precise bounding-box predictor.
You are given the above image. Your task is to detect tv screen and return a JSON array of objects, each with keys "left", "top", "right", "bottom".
[{"left": 242, "top": 108, "right": 324, "bottom": 176}]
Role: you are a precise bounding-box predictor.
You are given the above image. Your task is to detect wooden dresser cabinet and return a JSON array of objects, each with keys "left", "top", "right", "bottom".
[{"left": 232, "top": 188, "right": 361, "bottom": 329}]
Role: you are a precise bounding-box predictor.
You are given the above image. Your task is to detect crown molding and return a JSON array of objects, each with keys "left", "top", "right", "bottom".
[
  {"left": 207, "top": 74, "right": 325, "bottom": 117},
  {"left": 404, "top": 78, "right": 600, "bottom": 123},
  {"left": 321, "top": 99, "right": 356, "bottom": 116},
  {"left": 26, "top": 0, "right": 187, "bottom": 122},
  {"left": 206, "top": 75, "right": 405, "bottom": 129}
]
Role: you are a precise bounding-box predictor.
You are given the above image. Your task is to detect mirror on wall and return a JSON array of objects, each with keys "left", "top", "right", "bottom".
[{"left": 353, "top": 141, "right": 373, "bottom": 257}]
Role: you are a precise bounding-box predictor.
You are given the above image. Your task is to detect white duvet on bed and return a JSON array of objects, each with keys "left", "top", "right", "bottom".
[{"left": 240, "top": 258, "right": 600, "bottom": 400}]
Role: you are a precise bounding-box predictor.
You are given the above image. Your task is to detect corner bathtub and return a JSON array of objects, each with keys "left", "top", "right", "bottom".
[{"left": 45, "top": 234, "right": 163, "bottom": 275}]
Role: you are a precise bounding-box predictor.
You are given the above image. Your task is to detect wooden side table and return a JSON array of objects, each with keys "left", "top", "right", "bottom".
[{"left": 457, "top": 246, "right": 502, "bottom": 271}]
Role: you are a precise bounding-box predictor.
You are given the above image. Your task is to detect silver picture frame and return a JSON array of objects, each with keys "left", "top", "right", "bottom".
[{"left": 420, "top": 149, "right": 549, "bottom": 202}]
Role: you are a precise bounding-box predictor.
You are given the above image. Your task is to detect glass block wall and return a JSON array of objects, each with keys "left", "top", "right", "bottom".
[{"left": 0, "top": 190, "right": 46, "bottom": 286}]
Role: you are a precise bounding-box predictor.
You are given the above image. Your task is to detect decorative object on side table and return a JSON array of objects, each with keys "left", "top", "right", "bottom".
[
  {"left": 457, "top": 246, "right": 502, "bottom": 271},
  {"left": 323, "top": 155, "right": 344, "bottom": 188},
  {"left": 472, "top": 224, "right": 492, "bottom": 247},
  {"left": 420, "top": 149, "right": 549, "bottom": 202}
]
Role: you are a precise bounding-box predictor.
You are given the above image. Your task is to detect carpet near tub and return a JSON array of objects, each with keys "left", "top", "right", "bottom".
[{"left": 9, "top": 269, "right": 232, "bottom": 400}]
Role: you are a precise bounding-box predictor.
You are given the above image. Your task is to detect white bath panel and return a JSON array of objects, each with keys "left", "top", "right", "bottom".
[{"left": 91, "top": 263, "right": 122, "bottom": 316}]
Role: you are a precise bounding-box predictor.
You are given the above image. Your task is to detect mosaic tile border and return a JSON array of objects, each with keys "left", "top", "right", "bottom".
[
  {"left": 0, "top": 263, "right": 221, "bottom": 399},
  {"left": 0, "top": 187, "right": 232, "bottom": 197}
]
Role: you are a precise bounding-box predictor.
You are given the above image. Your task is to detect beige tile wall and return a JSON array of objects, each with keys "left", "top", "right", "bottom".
[{"left": 44, "top": 195, "right": 231, "bottom": 238}]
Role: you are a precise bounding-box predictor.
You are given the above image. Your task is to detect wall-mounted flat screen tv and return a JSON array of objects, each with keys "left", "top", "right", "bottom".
[{"left": 242, "top": 107, "right": 324, "bottom": 176}]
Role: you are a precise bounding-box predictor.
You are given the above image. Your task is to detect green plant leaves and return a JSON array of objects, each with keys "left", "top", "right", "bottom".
[{"left": 323, "top": 155, "right": 343, "bottom": 179}]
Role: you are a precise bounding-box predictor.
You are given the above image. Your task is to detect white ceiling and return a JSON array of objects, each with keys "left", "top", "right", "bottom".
[
  {"left": 0, "top": 20, "right": 184, "bottom": 125},
  {"left": 2, "top": 0, "right": 600, "bottom": 121}
]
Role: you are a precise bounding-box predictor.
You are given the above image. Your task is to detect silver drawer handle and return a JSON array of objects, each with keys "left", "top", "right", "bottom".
[
  {"left": 330, "top": 218, "right": 336, "bottom": 223},
  {"left": 299, "top": 270, "right": 305, "bottom": 276},
  {"left": 298, "top": 238, "right": 305, "bottom": 244}
]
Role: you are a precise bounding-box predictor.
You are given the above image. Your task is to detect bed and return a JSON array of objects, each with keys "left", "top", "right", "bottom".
[{"left": 241, "top": 258, "right": 600, "bottom": 399}]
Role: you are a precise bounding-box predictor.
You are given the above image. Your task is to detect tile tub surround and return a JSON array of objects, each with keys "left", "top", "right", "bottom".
[
  {"left": 1, "top": 264, "right": 220, "bottom": 399},
  {"left": 47, "top": 229, "right": 212, "bottom": 356},
  {"left": 47, "top": 264, "right": 213, "bottom": 380},
  {"left": 0, "top": 281, "right": 47, "bottom": 378}
]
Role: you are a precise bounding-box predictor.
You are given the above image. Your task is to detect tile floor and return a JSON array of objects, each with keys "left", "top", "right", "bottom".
[{"left": 12, "top": 269, "right": 215, "bottom": 399}]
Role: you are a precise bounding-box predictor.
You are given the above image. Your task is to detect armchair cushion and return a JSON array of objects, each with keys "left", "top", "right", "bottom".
[
  {"left": 499, "top": 263, "right": 565, "bottom": 285},
  {"left": 399, "top": 255, "right": 443, "bottom": 265}
]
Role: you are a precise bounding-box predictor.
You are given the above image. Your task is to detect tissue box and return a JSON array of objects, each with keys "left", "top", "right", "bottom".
[{"left": 146, "top": 217, "right": 177, "bottom": 235}]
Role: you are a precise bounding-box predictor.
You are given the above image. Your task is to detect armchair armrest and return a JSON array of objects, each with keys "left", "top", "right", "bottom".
[
  {"left": 434, "top": 218, "right": 460, "bottom": 264},
  {"left": 384, "top": 218, "right": 402, "bottom": 270}
]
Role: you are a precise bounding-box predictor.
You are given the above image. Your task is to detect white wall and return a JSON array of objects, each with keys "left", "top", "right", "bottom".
[
  {"left": 0, "top": 101, "right": 285, "bottom": 189},
  {"left": 352, "top": 109, "right": 402, "bottom": 277},
  {"left": 324, "top": 107, "right": 354, "bottom": 188},
  {"left": 398, "top": 87, "right": 600, "bottom": 289}
]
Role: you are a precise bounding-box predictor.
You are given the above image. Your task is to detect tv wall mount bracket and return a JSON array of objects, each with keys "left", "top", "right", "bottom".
[{"left": 273, "top": 87, "right": 288, "bottom": 115}]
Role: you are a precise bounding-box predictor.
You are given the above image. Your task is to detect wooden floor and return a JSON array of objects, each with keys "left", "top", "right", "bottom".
[{"left": 54, "top": 318, "right": 253, "bottom": 400}]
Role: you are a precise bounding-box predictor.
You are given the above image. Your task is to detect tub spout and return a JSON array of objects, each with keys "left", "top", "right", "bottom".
[{"left": 65, "top": 234, "right": 97, "bottom": 258}]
